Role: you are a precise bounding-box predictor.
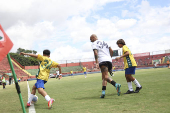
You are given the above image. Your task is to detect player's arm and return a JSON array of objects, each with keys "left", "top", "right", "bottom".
[
  {"left": 20, "top": 52, "right": 38, "bottom": 58},
  {"left": 56, "top": 64, "right": 62, "bottom": 75},
  {"left": 93, "top": 49, "right": 99, "bottom": 69},
  {"left": 52, "top": 62, "right": 62, "bottom": 75},
  {"left": 115, "top": 51, "right": 129, "bottom": 61},
  {"left": 109, "top": 47, "right": 114, "bottom": 57}
]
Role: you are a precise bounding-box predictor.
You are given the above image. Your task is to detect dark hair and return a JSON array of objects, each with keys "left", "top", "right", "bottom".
[
  {"left": 43, "top": 49, "right": 50, "bottom": 56},
  {"left": 116, "top": 39, "right": 126, "bottom": 45}
]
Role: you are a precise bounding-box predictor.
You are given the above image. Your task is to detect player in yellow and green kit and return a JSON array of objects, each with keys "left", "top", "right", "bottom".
[
  {"left": 70, "top": 70, "right": 73, "bottom": 77},
  {"left": 83, "top": 67, "right": 87, "bottom": 78},
  {"left": 116, "top": 39, "right": 142, "bottom": 94},
  {"left": 20, "top": 50, "right": 62, "bottom": 109}
]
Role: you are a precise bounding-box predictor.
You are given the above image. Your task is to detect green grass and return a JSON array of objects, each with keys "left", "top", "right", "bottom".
[{"left": 1, "top": 68, "right": 170, "bottom": 113}]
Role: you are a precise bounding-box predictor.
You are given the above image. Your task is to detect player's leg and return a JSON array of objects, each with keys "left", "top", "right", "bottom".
[
  {"left": 37, "top": 88, "right": 54, "bottom": 109},
  {"left": 84, "top": 72, "right": 87, "bottom": 78},
  {"left": 101, "top": 65, "right": 121, "bottom": 96},
  {"left": 124, "top": 74, "right": 134, "bottom": 94},
  {"left": 126, "top": 74, "right": 142, "bottom": 93},
  {"left": 3, "top": 83, "right": 5, "bottom": 89},
  {"left": 36, "top": 80, "right": 55, "bottom": 109},
  {"left": 100, "top": 75, "right": 107, "bottom": 98}
]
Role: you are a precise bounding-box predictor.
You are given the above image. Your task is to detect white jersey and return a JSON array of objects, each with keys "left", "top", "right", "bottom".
[
  {"left": 91, "top": 40, "right": 112, "bottom": 63},
  {"left": 56, "top": 71, "right": 59, "bottom": 75}
]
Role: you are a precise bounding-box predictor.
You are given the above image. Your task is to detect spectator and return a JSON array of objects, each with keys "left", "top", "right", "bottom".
[
  {"left": 2, "top": 74, "right": 6, "bottom": 89},
  {"left": 9, "top": 76, "right": 12, "bottom": 85}
]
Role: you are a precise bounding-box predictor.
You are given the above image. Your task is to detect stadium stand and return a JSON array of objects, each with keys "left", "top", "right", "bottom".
[
  {"left": 112, "top": 53, "right": 170, "bottom": 69},
  {"left": 0, "top": 56, "right": 34, "bottom": 81},
  {"left": 2, "top": 52, "right": 169, "bottom": 81}
]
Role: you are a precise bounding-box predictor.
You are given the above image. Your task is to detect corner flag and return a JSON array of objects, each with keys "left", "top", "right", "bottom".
[
  {"left": 0, "top": 24, "right": 26, "bottom": 113},
  {"left": 0, "top": 24, "right": 13, "bottom": 61}
]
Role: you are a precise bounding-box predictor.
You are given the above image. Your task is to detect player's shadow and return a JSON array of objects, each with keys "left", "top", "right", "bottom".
[
  {"left": 73, "top": 94, "right": 118, "bottom": 100},
  {"left": 33, "top": 104, "right": 54, "bottom": 110}
]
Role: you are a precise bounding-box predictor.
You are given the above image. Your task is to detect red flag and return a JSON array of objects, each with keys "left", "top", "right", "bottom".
[{"left": 0, "top": 24, "right": 13, "bottom": 61}]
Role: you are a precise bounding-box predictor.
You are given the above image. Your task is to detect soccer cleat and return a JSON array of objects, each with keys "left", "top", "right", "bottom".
[
  {"left": 115, "top": 84, "right": 121, "bottom": 96},
  {"left": 134, "top": 86, "right": 142, "bottom": 93},
  {"left": 124, "top": 90, "right": 134, "bottom": 94},
  {"left": 27, "top": 102, "right": 30, "bottom": 107},
  {"left": 100, "top": 94, "right": 105, "bottom": 98},
  {"left": 48, "top": 98, "right": 55, "bottom": 109},
  {"left": 100, "top": 91, "right": 105, "bottom": 98}
]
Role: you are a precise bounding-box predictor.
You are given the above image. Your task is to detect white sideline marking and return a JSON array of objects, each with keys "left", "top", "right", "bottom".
[{"left": 27, "top": 81, "right": 36, "bottom": 113}]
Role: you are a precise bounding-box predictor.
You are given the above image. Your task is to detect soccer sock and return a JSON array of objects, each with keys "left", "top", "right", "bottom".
[
  {"left": 102, "top": 86, "right": 106, "bottom": 94},
  {"left": 45, "top": 95, "right": 51, "bottom": 102},
  {"left": 28, "top": 94, "right": 35, "bottom": 103},
  {"left": 133, "top": 79, "right": 141, "bottom": 87},
  {"left": 102, "top": 86, "right": 106, "bottom": 90},
  {"left": 110, "top": 80, "right": 116, "bottom": 87},
  {"left": 127, "top": 82, "right": 133, "bottom": 91}
]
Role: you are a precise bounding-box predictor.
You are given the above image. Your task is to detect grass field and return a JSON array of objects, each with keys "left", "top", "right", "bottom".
[{"left": 0, "top": 68, "right": 170, "bottom": 113}]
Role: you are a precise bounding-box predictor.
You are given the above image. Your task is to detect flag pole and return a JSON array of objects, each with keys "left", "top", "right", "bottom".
[{"left": 7, "top": 53, "right": 26, "bottom": 113}]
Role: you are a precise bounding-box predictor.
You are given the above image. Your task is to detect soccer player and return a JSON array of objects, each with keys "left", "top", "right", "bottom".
[
  {"left": 90, "top": 34, "right": 121, "bottom": 98},
  {"left": 153, "top": 62, "right": 157, "bottom": 69},
  {"left": 20, "top": 50, "right": 62, "bottom": 109},
  {"left": 83, "top": 67, "right": 87, "bottom": 78},
  {"left": 70, "top": 70, "right": 73, "bottom": 77},
  {"left": 56, "top": 69, "right": 60, "bottom": 79},
  {"left": 18, "top": 78, "right": 21, "bottom": 82},
  {"left": 116, "top": 39, "right": 142, "bottom": 94},
  {"left": 113, "top": 66, "right": 116, "bottom": 72}
]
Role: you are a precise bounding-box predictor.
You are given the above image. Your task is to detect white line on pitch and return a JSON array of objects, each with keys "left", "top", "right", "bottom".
[{"left": 27, "top": 81, "right": 36, "bottom": 113}]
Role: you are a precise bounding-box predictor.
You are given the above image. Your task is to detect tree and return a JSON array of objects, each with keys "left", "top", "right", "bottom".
[
  {"left": 10, "top": 48, "right": 39, "bottom": 66},
  {"left": 33, "top": 50, "right": 37, "bottom": 54},
  {"left": 17, "top": 48, "right": 25, "bottom": 54}
]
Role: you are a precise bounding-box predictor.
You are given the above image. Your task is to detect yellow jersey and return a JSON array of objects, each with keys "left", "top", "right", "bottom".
[
  {"left": 122, "top": 45, "right": 137, "bottom": 69},
  {"left": 37, "top": 54, "right": 59, "bottom": 81},
  {"left": 70, "top": 71, "right": 73, "bottom": 74},
  {"left": 83, "top": 67, "right": 86, "bottom": 72},
  {"left": 113, "top": 67, "right": 115, "bottom": 70}
]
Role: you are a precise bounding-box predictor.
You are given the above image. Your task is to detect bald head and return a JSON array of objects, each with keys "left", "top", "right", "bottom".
[{"left": 90, "top": 34, "right": 98, "bottom": 42}]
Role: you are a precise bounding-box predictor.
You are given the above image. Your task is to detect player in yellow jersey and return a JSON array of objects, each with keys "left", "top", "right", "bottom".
[
  {"left": 83, "top": 67, "right": 87, "bottom": 78},
  {"left": 116, "top": 39, "right": 142, "bottom": 94},
  {"left": 20, "top": 50, "right": 62, "bottom": 109},
  {"left": 70, "top": 70, "right": 73, "bottom": 77},
  {"left": 113, "top": 66, "right": 116, "bottom": 72}
]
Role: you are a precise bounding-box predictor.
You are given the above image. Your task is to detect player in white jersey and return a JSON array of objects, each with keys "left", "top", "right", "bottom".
[
  {"left": 56, "top": 70, "right": 60, "bottom": 79},
  {"left": 90, "top": 34, "right": 121, "bottom": 98}
]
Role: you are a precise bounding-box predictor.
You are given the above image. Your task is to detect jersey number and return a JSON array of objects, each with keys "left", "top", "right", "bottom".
[
  {"left": 97, "top": 41, "right": 109, "bottom": 49},
  {"left": 41, "top": 60, "right": 52, "bottom": 69}
]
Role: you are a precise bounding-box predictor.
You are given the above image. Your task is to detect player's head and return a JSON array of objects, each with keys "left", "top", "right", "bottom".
[
  {"left": 43, "top": 49, "right": 50, "bottom": 57},
  {"left": 116, "top": 39, "right": 126, "bottom": 48},
  {"left": 90, "top": 34, "right": 98, "bottom": 42}
]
